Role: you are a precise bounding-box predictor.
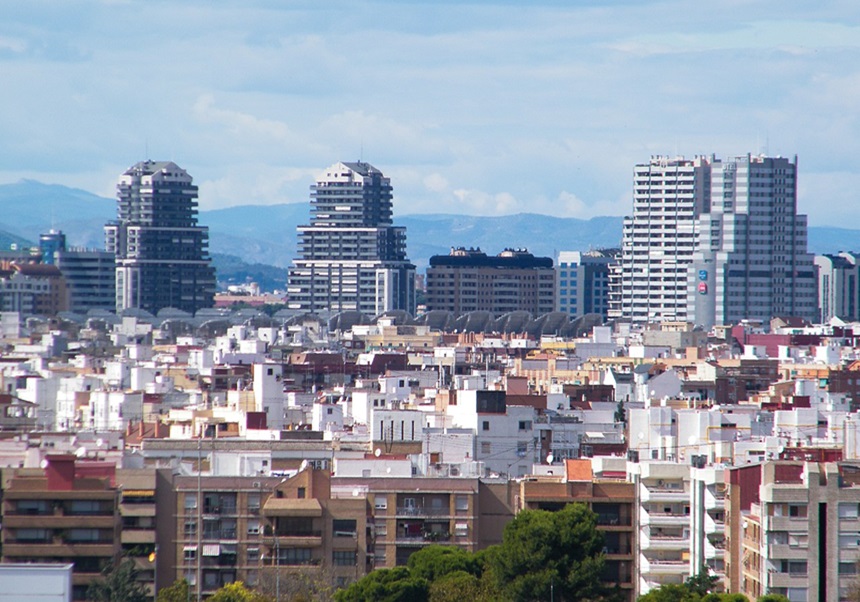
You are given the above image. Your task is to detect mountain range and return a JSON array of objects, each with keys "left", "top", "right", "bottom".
[{"left": 1, "top": 180, "right": 859, "bottom": 282}]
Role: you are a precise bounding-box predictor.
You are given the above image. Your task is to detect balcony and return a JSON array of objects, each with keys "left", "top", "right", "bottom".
[
  {"left": 641, "top": 486, "right": 688, "bottom": 503},
  {"left": 641, "top": 512, "right": 689, "bottom": 527},
  {"left": 643, "top": 535, "right": 689, "bottom": 551},
  {"left": 395, "top": 507, "right": 451, "bottom": 518},
  {"left": 395, "top": 532, "right": 451, "bottom": 546},
  {"left": 595, "top": 514, "right": 632, "bottom": 527},
  {"left": 642, "top": 559, "right": 689, "bottom": 575}
]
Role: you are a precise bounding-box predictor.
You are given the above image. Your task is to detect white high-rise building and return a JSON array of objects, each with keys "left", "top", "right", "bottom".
[
  {"left": 612, "top": 156, "right": 710, "bottom": 323},
  {"left": 613, "top": 154, "right": 817, "bottom": 328},
  {"left": 287, "top": 162, "right": 416, "bottom": 316}
]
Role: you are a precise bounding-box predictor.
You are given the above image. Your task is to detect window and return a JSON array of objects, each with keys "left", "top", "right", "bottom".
[
  {"left": 482, "top": 421, "right": 490, "bottom": 431},
  {"left": 184, "top": 547, "right": 197, "bottom": 562},
  {"left": 277, "top": 547, "right": 312, "bottom": 565},
  {"left": 184, "top": 520, "right": 197, "bottom": 536},
  {"left": 375, "top": 524, "right": 387, "bottom": 537},
  {"left": 184, "top": 494, "right": 198, "bottom": 510},
  {"left": 333, "top": 550, "right": 357, "bottom": 566},
  {"left": 374, "top": 497, "right": 387, "bottom": 511},
  {"left": 480, "top": 442, "right": 491, "bottom": 454},
  {"left": 333, "top": 519, "right": 357, "bottom": 537},
  {"left": 788, "top": 505, "right": 807, "bottom": 518},
  {"left": 297, "top": 487, "right": 306, "bottom": 499},
  {"left": 246, "top": 548, "right": 260, "bottom": 563},
  {"left": 455, "top": 496, "right": 469, "bottom": 512},
  {"left": 839, "top": 503, "right": 860, "bottom": 519},
  {"left": 14, "top": 528, "right": 49, "bottom": 543},
  {"left": 518, "top": 420, "right": 532, "bottom": 431}
]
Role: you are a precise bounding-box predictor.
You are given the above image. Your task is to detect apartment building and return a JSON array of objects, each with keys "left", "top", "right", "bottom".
[
  {"left": 614, "top": 154, "right": 817, "bottom": 327},
  {"left": 156, "top": 472, "right": 285, "bottom": 599},
  {"left": 519, "top": 459, "right": 636, "bottom": 601},
  {"left": 726, "top": 461, "right": 860, "bottom": 602},
  {"left": 0, "top": 455, "right": 121, "bottom": 601},
  {"left": 425, "top": 247, "right": 555, "bottom": 317},
  {"left": 333, "top": 475, "right": 482, "bottom": 568},
  {"left": 105, "top": 160, "right": 215, "bottom": 315},
  {"left": 260, "top": 469, "right": 369, "bottom": 591},
  {"left": 287, "top": 161, "right": 416, "bottom": 315}
]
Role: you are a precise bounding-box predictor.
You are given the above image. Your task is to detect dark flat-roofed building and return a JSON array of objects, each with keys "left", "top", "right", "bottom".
[{"left": 425, "top": 247, "right": 555, "bottom": 316}]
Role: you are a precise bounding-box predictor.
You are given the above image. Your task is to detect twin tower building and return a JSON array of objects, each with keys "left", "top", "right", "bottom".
[
  {"left": 105, "top": 160, "right": 415, "bottom": 317},
  {"left": 107, "top": 155, "right": 815, "bottom": 329}
]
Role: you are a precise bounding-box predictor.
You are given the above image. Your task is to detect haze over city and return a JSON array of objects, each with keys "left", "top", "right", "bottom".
[{"left": 2, "top": 1, "right": 860, "bottom": 224}]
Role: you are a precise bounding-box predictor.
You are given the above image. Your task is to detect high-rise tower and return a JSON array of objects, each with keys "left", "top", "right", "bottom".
[
  {"left": 287, "top": 161, "right": 415, "bottom": 315},
  {"left": 612, "top": 154, "right": 817, "bottom": 327},
  {"left": 104, "top": 160, "right": 215, "bottom": 315}
]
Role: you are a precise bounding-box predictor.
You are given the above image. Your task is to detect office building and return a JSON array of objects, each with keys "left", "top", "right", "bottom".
[
  {"left": 815, "top": 252, "right": 860, "bottom": 323},
  {"left": 287, "top": 161, "right": 416, "bottom": 316},
  {"left": 425, "top": 247, "right": 555, "bottom": 316},
  {"left": 615, "top": 154, "right": 817, "bottom": 328},
  {"left": 105, "top": 160, "right": 215, "bottom": 315},
  {"left": 40, "top": 230, "right": 115, "bottom": 314},
  {"left": 556, "top": 250, "right": 617, "bottom": 319}
]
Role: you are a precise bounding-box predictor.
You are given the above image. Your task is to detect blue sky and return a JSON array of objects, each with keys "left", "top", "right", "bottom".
[{"left": 1, "top": 1, "right": 859, "bottom": 226}]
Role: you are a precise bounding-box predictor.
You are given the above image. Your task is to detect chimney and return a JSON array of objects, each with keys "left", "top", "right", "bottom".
[{"left": 45, "top": 454, "right": 76, "bottom": 491}]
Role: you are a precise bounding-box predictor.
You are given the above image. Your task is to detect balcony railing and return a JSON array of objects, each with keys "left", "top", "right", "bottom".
[{"left": 396, "top": 507, "right": 450, "bottom": 517}]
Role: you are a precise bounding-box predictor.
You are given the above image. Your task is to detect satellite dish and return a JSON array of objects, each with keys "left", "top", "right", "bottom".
[
  {"left": 546, "top": 454, "right": 554, "bottom": 464},
  {"left": 352, "top": 488, "right": 360, "bottom": 497},
  {"left": 374, "top": 448, "right": 382, "bottom": 458},
  {"left": 40, "top": 459, "right": 48, "bottom": 469},
  {"left": 96, "top": 438, "right": 104, "bottom": 448},
  {"left": 75, "top": 447, "right": 87, "bottom": 458},
  {"left": 299, "top": 459, "right": 309, "bottom": 472}
]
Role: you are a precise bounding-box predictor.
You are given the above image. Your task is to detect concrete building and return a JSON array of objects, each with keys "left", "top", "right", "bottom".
[
  {"left": 287, "top": 161, "right": 416, "bottom": 315},
  {"left": 0, "top": 455, "right": 121, "bottom": 601},
  {"left": 614, "top": 156, "right": 710, "bottom": 323},
  {"left": 0, "top": 261, "right": 69, "bottom": 315},
  {"left": 556, "top": 250, "right": 617, "bottom": 319},
  {"left": 614, "top": 154, "right": 817, "bottom": 327},
  {"left": 40, "top": 229, "right": 116, "bottom": 314},
  {"left": 105, "top": 160, "right": 215, "bottom": 315},
  {"left": 260, "top": 469, "right": 369, "bottom": 591},
  {"left": 815, "top": 252, "right": 860, "bottom": 323},
  {"left": 726, "top": 461, "right": 860, "bottom": 602},
  {"left": 425, "top": 247, "right": 555, "bottom": 316},
  {"left": 687, "top": 155, "right": 817, "bottom": 328},
  {"left": 519, "top": 459, "right": 636, "bottom": 601}
]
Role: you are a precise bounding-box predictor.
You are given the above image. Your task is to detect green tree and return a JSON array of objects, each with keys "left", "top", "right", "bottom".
[
  {"left": 488, "top": 502, "right": 612, "bottom": 602},
  {"left": 207, "top": 581, "right": 274, "bottom": 602},
  {"left": 685, "top": 566, "right": 720, "bottom": 596},
  {"left": 407, "top": 545, "right": 481, "bottom": 582},
  {"left": 637, "top": 583, "right": 696, "bottom": 602},
  {"left": 756, "top": 595, "right": 790, "bottom": 602},
  {"left": 87, "top": 558, "right": 149, "bottom": 602},
  {"left": 333, "top": 566, "right": 429, "bottom": 602},
  {"left": 156, "top": 579, "right": 190, "bottom": 602},
  {"left": 429, "top": 570, "right": 497, "bottom": 602}
]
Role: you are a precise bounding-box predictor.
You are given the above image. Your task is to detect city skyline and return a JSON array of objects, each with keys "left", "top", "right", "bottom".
[{"left": 1, "top": 2, "right": 859, "bottom": 226}]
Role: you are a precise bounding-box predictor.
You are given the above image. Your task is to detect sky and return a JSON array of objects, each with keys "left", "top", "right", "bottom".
[{"left": 1, "top": 1, "right": 860, "bottom": 226}]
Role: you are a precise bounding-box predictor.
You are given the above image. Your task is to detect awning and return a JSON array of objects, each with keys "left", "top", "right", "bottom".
[
  {"left": 183, "top": 545, "right": 198, "bottom": 552},
  {"left": 262, "top": 498, "right": 322, "bottom": 517},
  {"left": 202, "top": 544, "right": 220, "bottom": 556}
]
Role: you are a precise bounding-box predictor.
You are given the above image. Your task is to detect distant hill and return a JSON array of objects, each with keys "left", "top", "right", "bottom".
[{"left": 1, "top": 179, "right": 859, "bottom": 273}]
